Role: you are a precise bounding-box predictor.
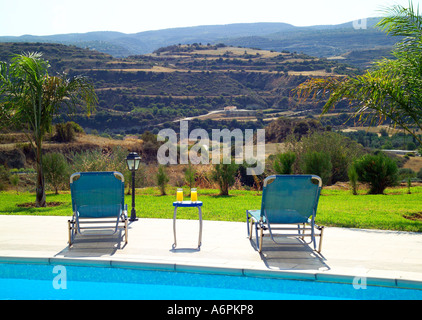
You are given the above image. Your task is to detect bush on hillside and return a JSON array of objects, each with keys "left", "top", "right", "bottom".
[
  {"left": 211, "top": 158, "right": 239, "bottom": 195},
  {"left": 273, "top": 151, "right": 296, "bottom": 174},
  {"left": 42, "top": 152, "right": 69, "bottom": 194},
  {"left": 351, "top": 152, "right": 399, "bottom": 194},
  {"left": 288, "top": 131, "right": 365, "bottom": 185},
  {"left": 156, "top": 165, "right": 169, "bottom": 195},
  {"left": 300, "top": 151, "right": 332, "bottom": 186}
]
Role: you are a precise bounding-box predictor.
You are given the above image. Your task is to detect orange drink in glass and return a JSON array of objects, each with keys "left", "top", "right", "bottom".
[
  {"left": 191, "top": 188, "right": 197, "bottom": 202},
  {"left": 176, "top": 188, "right": 183, "bottom": 202}
]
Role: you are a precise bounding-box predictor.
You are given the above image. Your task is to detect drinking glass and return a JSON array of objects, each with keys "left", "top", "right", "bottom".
[
  {"left": 176, "top": 188, "right": 183, "bottom": 202},
  {"left": 191, "top": 188, "right": 197, "bottom": 202}
]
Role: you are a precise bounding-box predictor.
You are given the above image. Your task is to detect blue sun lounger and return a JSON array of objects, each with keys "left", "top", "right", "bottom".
[
  {"left": 247, "top": 175, "right": 324, "bottom": 253},
  {"left": 68, "top": 171, "right": 128, "bottom": 246}
]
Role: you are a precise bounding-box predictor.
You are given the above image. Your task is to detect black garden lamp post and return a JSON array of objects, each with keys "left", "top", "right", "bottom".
[{"left": 126, "top": 152, "right": 141, "bottom": 222}]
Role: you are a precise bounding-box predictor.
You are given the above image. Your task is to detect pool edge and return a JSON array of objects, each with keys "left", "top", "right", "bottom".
[{"left": 0, "top": 255, "right": 421, "bottom": 291}]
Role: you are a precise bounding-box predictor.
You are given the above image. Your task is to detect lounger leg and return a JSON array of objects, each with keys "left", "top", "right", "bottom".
[
  {"left": 246, "top": 211, "right": 255, "bottom": 240},
  {"left": 256, "top": 217, "right": 265, "bottom": 253},
  {"left": 317, "top": 226, "right": 324, "bottom": 253},
  {"left": 246, "top": 211, "right": 250, "bottom": 237},
  {"left": 249, "top": 217, "right": 254, "bottom": 240},
  {"left": 254, "top": 221, "right": 259, "bottom": 250},
  {"left": 124, "top": 218, "right": 128, "bottom": 244},
  {"left": 68, "top": 220, "right": 72, "bottom": 246},
  {"left": 259, "top": 224, "right": 264, "bottom": 253}
]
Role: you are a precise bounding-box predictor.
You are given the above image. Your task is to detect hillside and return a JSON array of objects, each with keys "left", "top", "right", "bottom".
[
  {"left": 0, "top": 19, "right": 398, "bottom": 68},
  {"left": 0, "top": 42, "right": 368, "bottom": 136}
]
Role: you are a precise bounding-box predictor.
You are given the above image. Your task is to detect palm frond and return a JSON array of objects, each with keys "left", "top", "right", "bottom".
[
  {"left": 376, "top": 1, "right": 422, "bottom": 54},
  {"left": 295, "top": 2, "right": 422, "bottom": 145}
]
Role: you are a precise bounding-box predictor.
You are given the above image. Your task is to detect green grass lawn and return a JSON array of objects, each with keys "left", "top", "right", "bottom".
[{"left": 1, "top": 186, "right": 421, "bottom": 232}]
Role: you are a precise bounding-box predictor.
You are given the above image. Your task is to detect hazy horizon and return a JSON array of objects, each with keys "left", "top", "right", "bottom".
[{"left": 1, "top": 0, "right": 420, "bottom": 37}]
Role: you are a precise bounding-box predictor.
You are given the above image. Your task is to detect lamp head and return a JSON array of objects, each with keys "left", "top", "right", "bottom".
[{"left": 126, "top": 152, "right": 141, "bottom": 171}]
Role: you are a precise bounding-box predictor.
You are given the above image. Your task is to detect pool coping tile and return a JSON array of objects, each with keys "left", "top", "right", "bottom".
[
  {"left": 1, "top": 255, "right": 422, "bottom": 291},
  {"left": 111, "top": 260, "right": 176, "bottom": 272}
]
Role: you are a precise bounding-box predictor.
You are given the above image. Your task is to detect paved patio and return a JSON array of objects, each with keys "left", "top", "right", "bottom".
[{"left": 0, "top": 215, "right": 422, "bottom": 288}]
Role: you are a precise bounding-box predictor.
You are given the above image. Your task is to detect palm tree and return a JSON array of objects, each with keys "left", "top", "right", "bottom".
[
  {"left": 295, "top": 2, "right": 422, "bottom": 145},
  {"left": 0, "top": 52, "right": 97, "bottom": 207}
]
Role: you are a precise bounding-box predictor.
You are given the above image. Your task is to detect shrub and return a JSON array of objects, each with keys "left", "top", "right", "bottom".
[
  {"left": 70, "top": 146, "right": 127, "bottom": 173},
  {"left": 348, "top": 165, "right": 359, "bottom": 195},
  {"left": 398, "top": 168, "right": 415, "bottom": 180},
  {"left": 237, "top": 160, "right": 265, "bottom": 189},
  {"left": 156, "top": 165, "right": 169, "bottom": 195},
  {"left": 418, "top": 168, "right": 422, "bottom": 180},
  {"left": 273, "top": 151, "right": 296, "bottom": 174},
  {"left": 0, "top": 165, "right": 10, "bottom": 191},
  {"left": 10, "top": 174, "right": 20, "bottom": 194},
  {"left": 300, "top": 151, "right": 332, "bottom": 185},
  {"left": 352, "top": 153, "right": 399, "bottom": 194},
  {"left": 184, "top": 163, "right": 196, "bottom": 191},
  {"left": 54, "top": 122, "right": 76, "bottom": 142},
  {"left": 42, "top": 152, "right": 69, "bottom": 194},
  {"left": 399, "top": 168, "right": 416, "bottom": 194},
  {"left": 288, "top": 131, "right": 365, "bottom": 184},
  {"left": 211, "top": 158, "right": 239, "bottom": 195},
  {"left": 67, "top": 121, "right": 84, "bottom": 133}
]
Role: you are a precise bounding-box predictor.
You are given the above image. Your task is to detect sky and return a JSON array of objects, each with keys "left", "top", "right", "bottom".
[{"left": 1, "top": 0, "right": 421, "bottom": 36}]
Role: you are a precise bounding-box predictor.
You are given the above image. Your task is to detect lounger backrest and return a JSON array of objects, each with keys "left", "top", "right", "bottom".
[
  {"left": 261, "top": 175, "right": 321, "bottom": 224},
  {"left": 70, "top": 172, "right": 124, "bottom": 218}
]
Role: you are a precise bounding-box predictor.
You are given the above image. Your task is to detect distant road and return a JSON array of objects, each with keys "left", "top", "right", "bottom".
[
  {"left": 175, "top": 110, "right": 224, "bottom": 122},
  {"left": 174, "top": 109, "right": 254, "bottom": 122}
]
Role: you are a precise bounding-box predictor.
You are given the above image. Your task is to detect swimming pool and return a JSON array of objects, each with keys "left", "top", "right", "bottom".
[{"left": 1, "top": 260, "right": 421, "bottom": 300}]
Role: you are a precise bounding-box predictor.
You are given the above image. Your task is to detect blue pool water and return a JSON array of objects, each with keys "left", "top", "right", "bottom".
[{"left": 0, "top": 262, "right": 421, "bottom": 300}]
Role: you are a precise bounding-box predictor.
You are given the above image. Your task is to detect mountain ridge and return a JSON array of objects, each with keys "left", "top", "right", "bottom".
[{"left": 0, "top": 18, "right": 398, "bottom": 61}]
